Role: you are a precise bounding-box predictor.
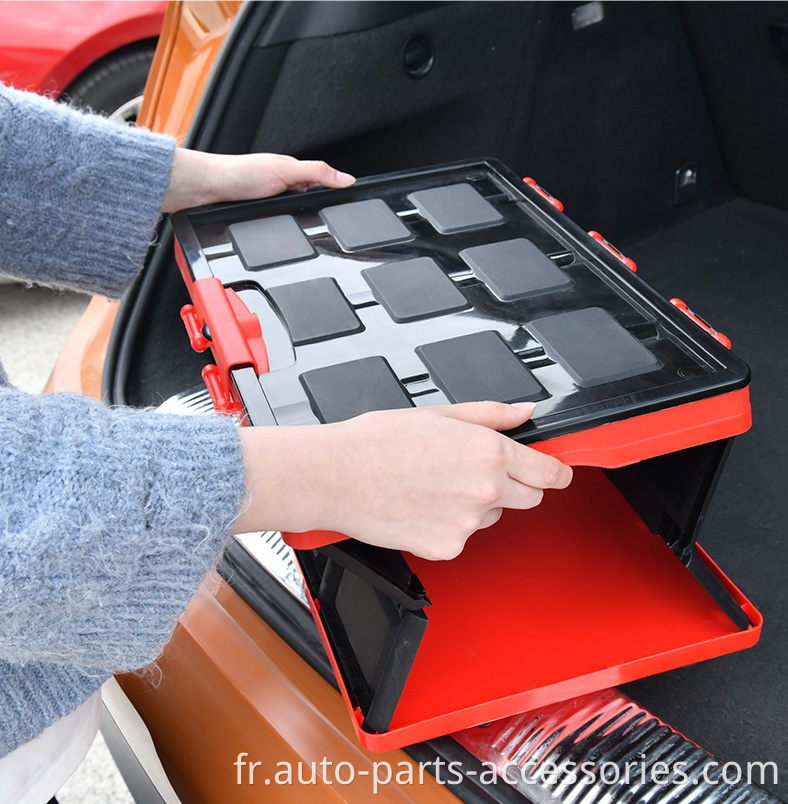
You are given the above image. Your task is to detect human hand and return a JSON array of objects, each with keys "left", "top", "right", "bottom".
[
  {"left": 234, "top": 401, "right": 572, "bottom": 560},
  {"left": 162, "top": 149, "right": 355, "bottom": 213}
]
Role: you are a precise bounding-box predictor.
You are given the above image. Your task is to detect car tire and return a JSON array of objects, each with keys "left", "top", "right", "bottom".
[{"left": 62, "top": 45, "right": 156, "bottom": 123}]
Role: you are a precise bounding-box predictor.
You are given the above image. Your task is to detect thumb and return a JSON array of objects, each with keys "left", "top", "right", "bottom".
[
  {"left": 280, "top": 159, "right": 355, "bottom": 189},
  {"left": 434, "top": 400, "right": 536, "bottom": 431}
]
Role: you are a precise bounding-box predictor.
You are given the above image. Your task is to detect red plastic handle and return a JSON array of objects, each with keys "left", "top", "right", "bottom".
[
  {"left": 670, "top": 298, "right": 732, "bottom": 349},
  {"left": 180, "top": 304, "right": 212, "bottom": 352},
  {"left": 189, "top": 279, "right": 269, "bottom": 375},
  {"left": 588, "top": 230, "right": 638, "bottom": 273},
  {"left": 523, "top": 177, "right": 564, "bottom": 212}
]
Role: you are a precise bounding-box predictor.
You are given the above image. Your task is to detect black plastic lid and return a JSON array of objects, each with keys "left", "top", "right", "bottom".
[{"left": 171, "top": 158, "right": 749, "bottom": 443}]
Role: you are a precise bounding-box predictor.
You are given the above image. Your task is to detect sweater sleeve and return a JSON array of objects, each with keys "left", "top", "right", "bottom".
[
  {"left": 0, "top": 385, "right": 247, "bottom": 671},
  {"left": 0, "top": 83, "right": 175, "bottom": 298}
]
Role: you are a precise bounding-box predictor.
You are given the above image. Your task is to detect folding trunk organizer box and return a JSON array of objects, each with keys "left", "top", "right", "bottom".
[{"left": 172, "top": 159, "right": 761, "bottom": 752}]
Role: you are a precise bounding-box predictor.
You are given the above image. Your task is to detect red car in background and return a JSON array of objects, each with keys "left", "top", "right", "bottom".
[{"left": 0, "top": 0, "right": 166, "bottom": 121}]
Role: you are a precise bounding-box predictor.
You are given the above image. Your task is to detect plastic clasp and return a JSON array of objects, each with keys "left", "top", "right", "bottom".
[
  {"left": 523, "top": 177, "right": 565, "bottom": 212},
  {"left": 670, "top": 298, "right": 732, "bottom": 349},
  {"left": 181, "top": 278, "right": 271, "bottom": 419},
  {"left": 588, "top": 230, "right": 638, "bottom": 273},
  {"left": 180, "top": 304, "right": 212, "bottom": 352},
  {"left": 186, "top": 278, "right": 270, "bottom": 376},
  {"left": 201, "top": 364, "right": 244, "bottom": 416}
]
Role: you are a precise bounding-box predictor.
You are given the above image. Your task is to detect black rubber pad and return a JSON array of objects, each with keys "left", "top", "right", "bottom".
[
  {"left": 229, "top": 215, "right": 315, "bottom": 269},
  {"left": 300, "top": 356, "right": 413, "bottom": 423},
  {"left": 267, "top": 278, "right": 363, "bottom": 346},
  {"left": 362, "top": 257, "right": 470, "bottom": 323},
  {"left": 528, "top": 307, "right": 662, "bottom": 387},
  {"left": 416, "top": 331, "right": 545, "bottom": 404},
  {"left": 319, "top": 199, "right": 412, "bottom": 251},
  {"left": 406, "top": 183, "right": 504, "bottom": 234},
  {"left": 460, "top": 238, "right": 572, "bottom": 301}
]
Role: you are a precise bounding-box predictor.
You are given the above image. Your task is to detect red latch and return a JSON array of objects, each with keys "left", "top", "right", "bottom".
[
  {"left": 523, "top": 177, "right": 564, "bottom": 212},
  {"left": 180, "top": 277, "right": 270, "bottom": 417},
  {"left": 226, "top": 291, "right": 270, "bottom": 374},
  {"left": 187, "top": 277, "right": 269, "bottom": 376},
  {"left": 201, "top": 364, "right": 244, "bottom": 417},
  {"left": 670, "top": 298, "right": 732, "bottom": 349},
  {"left": 180, "top": 304, "right": 212, "bottom": 352},
  {"left": 588, "top": 230, "right": 638, "bottom": 273}
]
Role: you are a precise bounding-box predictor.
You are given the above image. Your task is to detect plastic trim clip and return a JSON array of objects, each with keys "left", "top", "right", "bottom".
[
  {"left": 588, "top": 229, "right": 638, "bottom": 273},
  {"left": 671, "top": 297, "right": 732, "bottom": 349},
  {"left": 522, "top": 176, "right": 565, "bottom": 212}
]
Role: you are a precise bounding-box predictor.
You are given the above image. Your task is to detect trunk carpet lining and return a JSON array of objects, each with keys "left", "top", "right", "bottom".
[{"left": 622, "top": 198, "right": 788, "bottom": 792}]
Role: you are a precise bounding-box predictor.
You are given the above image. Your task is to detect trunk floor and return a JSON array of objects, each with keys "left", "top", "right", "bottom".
[{"left": 621, "top": 198, "right": 788, "bottom": 794}]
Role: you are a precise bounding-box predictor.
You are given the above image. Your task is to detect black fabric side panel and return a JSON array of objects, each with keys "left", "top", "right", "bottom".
[
  {"left": 516, "top": 2, "right": 732, "bottom": 241},
  {"left": 622, "top": 199, "right": 788, "bottom": 797},
  {"left": 681, "top": 2, "right": 788, "bottom": 211},
  {"left": 249, "top": 2, "right": 543, "bottom": 173},
  {"left": 206, "top": 44, "right": 289, "bottom": 155},
  {"left": 246, "top": 2, "right": 731, "bottom": 244}
]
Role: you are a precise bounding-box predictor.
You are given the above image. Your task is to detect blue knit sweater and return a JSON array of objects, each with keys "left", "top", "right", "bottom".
[{"left": 0, "top": 84, "right": 246, "bottom": 757}]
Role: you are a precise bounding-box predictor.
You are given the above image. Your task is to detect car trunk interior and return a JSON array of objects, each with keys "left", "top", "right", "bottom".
[{"left": 110, "top": 1, "right": 788, "bottom": 792}]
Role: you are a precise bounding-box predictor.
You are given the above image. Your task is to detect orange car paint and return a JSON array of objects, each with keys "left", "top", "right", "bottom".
[{"left": 119, "top": 575, "right": 459, "bottom": 803}]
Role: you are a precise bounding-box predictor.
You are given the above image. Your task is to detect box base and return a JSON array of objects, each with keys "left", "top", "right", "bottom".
[{"left": 306, "top": 467, "right": 760, "bottom": 752}]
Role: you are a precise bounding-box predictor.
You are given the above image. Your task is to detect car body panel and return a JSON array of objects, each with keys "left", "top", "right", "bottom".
[
  {"left": 142, "top": 0, "right": 242, "bottom": 143},
  {"left": 0, "top": 1, "right": 166, "bottom": 96},
  {"left": 43, "top": 295, "right": 118, "bottom": 398},
  {"left": 117, "top": 573, "right": 457, "bottom": 803}
]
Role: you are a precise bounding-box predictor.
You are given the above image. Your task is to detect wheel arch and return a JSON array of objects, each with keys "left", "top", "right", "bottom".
[
  {"left": 60, "top": 37, "right": 160, "bottom": 104},
  {"left": 41, "top": 8, "right": 165, "bottom": 98}
]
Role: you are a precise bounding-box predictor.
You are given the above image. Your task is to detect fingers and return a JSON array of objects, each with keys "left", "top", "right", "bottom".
[
  {"left": 277, "top": 158, "right": 355, "bottom": 190},
  {"left": 164, "top": 151, "right": 354, "bottom": 211},
  {"left": 473, "top": 457, "right": 570, "bottom": 514},
  {"left": 435, "top": 399, "right": 536, "bottom": 431},
  {"left": 508, "top": 444, "right": 573, "bottom": 492},
  {"left": 308, "top": 401, "right": 574, "bottom": 561},
  {"left": 419, "top": 400, "right": 573, "bottom": 500},
  {"left": 429, "top": 400, "right": 572, "bottom": 491}
]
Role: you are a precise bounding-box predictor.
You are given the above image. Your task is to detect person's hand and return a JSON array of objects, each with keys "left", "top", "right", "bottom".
[
  {"left": 233, "top": 401, "right": 573, "bottom": 560},
  {"left": 162, "top": 149, "right": 355, "bottom": 213}
]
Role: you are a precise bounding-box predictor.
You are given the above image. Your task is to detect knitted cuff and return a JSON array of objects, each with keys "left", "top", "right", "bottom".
[
  {"left": 0, "top": 661, "right": 105, "bottom": 756},
  {"left": 0, "top": 83, "right": 176, "bottom": 298},
  {"left": 0, "top": 387, "right": 246, "bottom": 671}
]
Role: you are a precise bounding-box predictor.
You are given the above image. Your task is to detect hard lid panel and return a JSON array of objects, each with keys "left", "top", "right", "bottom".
[{"left": 172, "top": 158, "right": 749, "bottom": 446}]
